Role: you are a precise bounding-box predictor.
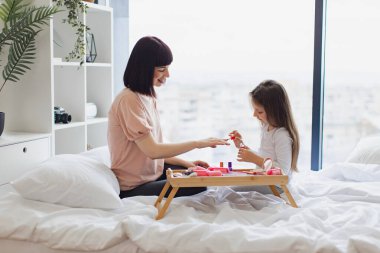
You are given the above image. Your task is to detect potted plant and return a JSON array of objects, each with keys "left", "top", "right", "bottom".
[{"left": 0, "top": 0, "right": 60, "bottom": 136}]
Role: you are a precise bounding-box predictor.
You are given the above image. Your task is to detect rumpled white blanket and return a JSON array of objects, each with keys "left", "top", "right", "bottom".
[{"left": 1, "top": 163, "right": 380, "bottom": 253}]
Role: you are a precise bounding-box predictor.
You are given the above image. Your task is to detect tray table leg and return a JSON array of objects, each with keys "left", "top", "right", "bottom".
[
  {"left": 154, "top": 181, "right": 171, "bottom": 208},
  {"left": 269, "top": 185, "right": 281, "bottom": 197},
  {"left": 280, "top": 185, "right": 298, "bottom": 208},
  {"left": 155, "top": 187, "right": 179, "bottom": 220}
]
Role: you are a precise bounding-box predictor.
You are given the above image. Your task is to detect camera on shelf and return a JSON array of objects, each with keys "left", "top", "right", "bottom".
[{"left": 54, "top": 106, "right": 72, "bottom": 124}]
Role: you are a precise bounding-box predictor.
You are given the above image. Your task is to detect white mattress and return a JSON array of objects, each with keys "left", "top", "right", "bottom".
[{"left": 1, "top": 162, "right": 380, "bottom": 253}]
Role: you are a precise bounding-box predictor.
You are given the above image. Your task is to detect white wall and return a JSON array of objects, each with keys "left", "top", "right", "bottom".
[{"left": 110, "top": 0, "right": 129, "bottom": 94}]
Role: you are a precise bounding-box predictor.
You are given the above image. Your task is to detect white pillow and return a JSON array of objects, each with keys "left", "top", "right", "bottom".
[
  {"left": 321, "top": 162, "right": 380, "bottom": 182},
  {"left": 11, "top": 154, "right": 122, "bottom": 209},
  {"left": 81, "top": 146, "right": 111, "bottom": 167},
  {"left": 345, "top": 135, "right": 380, "bottom": 164}
]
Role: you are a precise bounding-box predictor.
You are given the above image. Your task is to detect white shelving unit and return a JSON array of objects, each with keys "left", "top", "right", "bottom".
[{"left": 0, "top": 0, "right": 113, "bottom": 155}]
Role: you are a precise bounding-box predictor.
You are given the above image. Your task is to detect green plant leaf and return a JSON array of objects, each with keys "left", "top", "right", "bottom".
[
  {"left": 52, "top": 0, "right": 89, "bottom": 63},
  {"left": 0, "top": 31, "right": 37, "bottom": 93},
  {"left": 0, "top": 4, "right": 60, "bottom": 48},
  {"left": 0, "top": 0, "right": 27, "bottom": 26},
  {"left": 0, "top": 0, "right": 89, "bottom": 93}
]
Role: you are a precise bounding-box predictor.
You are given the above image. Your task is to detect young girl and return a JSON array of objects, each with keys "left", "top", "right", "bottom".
[{"left": 229, "top": 80, "right": 299, "bottom": 178}]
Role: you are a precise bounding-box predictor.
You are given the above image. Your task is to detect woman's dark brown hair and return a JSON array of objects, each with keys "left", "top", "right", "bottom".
[{"left": 123, "top": 36, "right": 173, "bottom": 97}]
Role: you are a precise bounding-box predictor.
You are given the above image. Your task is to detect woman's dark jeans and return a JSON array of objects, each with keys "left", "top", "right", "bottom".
[{"left": 119, "top": 163, "right": 206, "bottom": 198}]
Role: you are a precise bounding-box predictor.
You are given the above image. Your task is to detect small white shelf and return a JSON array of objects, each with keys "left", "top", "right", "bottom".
[
  {"left": 0, "top": 132, "right": 51, "bottom": 147},
  {"left": 86, "top": 117, "right": 108, "bottom": 125},
  {"left": 86, "top": 62, "right": 112, "bottom": 67},
  {"left": 53, "top": 61, "right": 81, "bottom": 67},
  {"left": 54, "top": 122, "right": 86, "bottom": 130}
]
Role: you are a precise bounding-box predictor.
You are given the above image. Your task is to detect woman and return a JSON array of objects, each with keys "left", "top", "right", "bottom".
[{"left": 108, "top": 36, "right": 229, "bottom": 198}]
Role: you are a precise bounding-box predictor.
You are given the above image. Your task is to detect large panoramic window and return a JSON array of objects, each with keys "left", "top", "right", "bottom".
[
  {"left": 323, "top": 0, "right": 380, "bottom": 165},
  {"left": 130, "top": 0, "right": 314, "bottom": 170}
]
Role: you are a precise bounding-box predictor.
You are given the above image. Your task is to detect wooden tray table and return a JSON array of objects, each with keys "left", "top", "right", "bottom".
[{"left": 154, "top": 169, "right": 298, "bottom": 220}]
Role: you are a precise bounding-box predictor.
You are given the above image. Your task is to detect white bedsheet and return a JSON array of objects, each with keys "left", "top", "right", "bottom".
[{"left": 1, "top": 163, "right": 380, "bottom": 253}]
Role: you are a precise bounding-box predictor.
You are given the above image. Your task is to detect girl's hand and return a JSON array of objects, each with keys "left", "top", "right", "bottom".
[
  {"left": 189, "top": 160, "right": 209, "bottom": 168},
  {"left": 196, "top": 138, "right": 230, "bottom": 149},
  {"left": 237, "top": 146, "right": 256, "bottom": 163},
  {"left": 228, "top": 130, "right": 244, "bottom": 148}
]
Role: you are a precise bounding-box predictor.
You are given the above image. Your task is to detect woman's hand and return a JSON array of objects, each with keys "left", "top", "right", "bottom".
[
  {"left": 228, "top": 130, "right": 244, "bottom": 148},
  {"left": 237, "top": 146, "right": 257, "bottom": 163},
  {"left": 188, "top": 160, "right": 209, "bottom": 168},
  {"left": 196, "top": 138, "right": 230, "bottom": 149}
]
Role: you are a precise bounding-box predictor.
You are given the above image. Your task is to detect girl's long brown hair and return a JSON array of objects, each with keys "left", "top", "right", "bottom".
[{"left": 250, "top": 80, "right": 300, "bottom": 171}]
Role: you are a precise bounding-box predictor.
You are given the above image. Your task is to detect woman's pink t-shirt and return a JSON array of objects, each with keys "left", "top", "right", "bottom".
[{"left": 108, "top": 88, "right": 164, "bottom": 190}]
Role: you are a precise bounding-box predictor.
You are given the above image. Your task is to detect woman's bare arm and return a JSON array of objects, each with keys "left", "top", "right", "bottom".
[{"left": 135, "top": 133, "right": 229, "bottom": 159}]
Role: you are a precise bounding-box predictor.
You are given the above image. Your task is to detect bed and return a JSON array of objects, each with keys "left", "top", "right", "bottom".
[{"left": 0, "top": 135, "right": 379, "bottom": 253}]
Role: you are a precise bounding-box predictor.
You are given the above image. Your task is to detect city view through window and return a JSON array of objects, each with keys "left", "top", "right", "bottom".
[
  {"left": 130, "top": 0, "right": 380, "bottom": 170},
  {"left": 324, "top": 0, "right": 380, "bottom": 165}
]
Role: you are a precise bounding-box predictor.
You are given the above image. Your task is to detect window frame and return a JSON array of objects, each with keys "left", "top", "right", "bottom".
[{"left": 311, "top": 0, "right": 327, "bottom": 171}]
